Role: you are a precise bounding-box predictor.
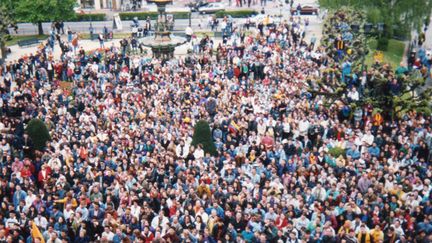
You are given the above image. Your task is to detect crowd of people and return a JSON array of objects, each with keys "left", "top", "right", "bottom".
[{"left": 0, "top": 9, "right": 431, "bottom": 243}]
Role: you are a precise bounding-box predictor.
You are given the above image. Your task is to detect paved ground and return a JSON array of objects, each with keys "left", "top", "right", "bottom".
[
  {"left": 5, "top": 38, "right": 196, "bottom": 61},
  {"left": 423, "top": 16, "right": 432, "bottom": 50},
  {"left": 5, "top": 0, "right": 322, "bottom": 61}
]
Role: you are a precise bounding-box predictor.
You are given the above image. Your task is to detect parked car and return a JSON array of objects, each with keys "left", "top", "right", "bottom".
[
  {"left": 199, "top": 3, "right": 225, "bottom": 14},
  {"left": 187, "top": 1, "right": 209, "bottom": 12},
  {"left": 290, "top": 5, "right": 318, "bottom": 15}
]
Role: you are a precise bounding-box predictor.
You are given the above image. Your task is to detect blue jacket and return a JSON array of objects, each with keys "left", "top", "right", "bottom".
[
  {"left": 368, "top": 146, "right": 380, "bottom": 157},
  {"left": 13, "top": 190, "right": 27, "bottom": 208},
  {"left": 346, "top": 148, "right": 360, "bottom": 159}
]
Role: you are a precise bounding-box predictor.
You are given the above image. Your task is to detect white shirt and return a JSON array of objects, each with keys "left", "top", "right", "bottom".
[
  {"left": 176, "top": 144, "right": 190, "bottom": 158},
  {"left": 151, "top": 216, "right": 169, "bottom": 232},
  {"left": 25, "top": 194, "right": 37, "bottom": 209},
  {"left": 361, "top": 133, "right": 374, "bottom": 146},
  {"left": 194, "top": 148, "right": 204, "bottom": 159},
  {"left": 34, "top": 216, "right": 48, "bottom": 230},
  {"left": 348, "top": 90, "right": 359, "bottom": 101},
  {"left": 101, "top": 231, "right": 115, "bottom": 241},
  {"left": 63, "top": 208, "right": 74, "bottom": 220},
  {"left": 130, "top": 205, "right": 141, "bottom": 219}
]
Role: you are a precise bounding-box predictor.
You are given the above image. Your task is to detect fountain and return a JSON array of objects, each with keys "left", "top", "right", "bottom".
[{"left": 141, "top": 0, "right": 187, "bottom": 60}]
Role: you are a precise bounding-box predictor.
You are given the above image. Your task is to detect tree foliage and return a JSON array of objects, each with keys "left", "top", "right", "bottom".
[
  {"left": 0, "top": 3, "right": 16, "bottom": 62},
  {"left": 319, "top": 0, "right": 432, "bottom": 39},
  {"left": 16, "top": 0, "right": 76, "bottom": 34},
  {"left": 320, "top": 7, "right": 369, "bottom": 69},
  {"left": 309, "top": 8, "right": 432, "bottom": 119},
  {"left": 192, "top": 120, "right": 218, "bottom": 156},
  {"left": 26, "top": 119, "right": 51, "bottom": 151},
  {"left": 328, "top": 147, "right": 346, "bottom": 158}
]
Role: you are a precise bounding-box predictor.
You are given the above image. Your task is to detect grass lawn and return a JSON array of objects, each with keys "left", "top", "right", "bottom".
[
  {"left": 365, "top": 38, "right": 406, "bottom": 70},
  {"left": 79, "top": 32, "right": 133, "bottom": 40},
  {"left": 5, "top": 35, "right": 48, "bottom": 46}
]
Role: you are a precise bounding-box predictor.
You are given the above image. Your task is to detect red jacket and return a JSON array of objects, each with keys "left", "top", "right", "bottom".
[{"left": 38, "top": 167, "right": 51, "bottom": 183}]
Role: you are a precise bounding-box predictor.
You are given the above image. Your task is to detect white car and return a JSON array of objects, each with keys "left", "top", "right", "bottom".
[{"left": 199, "top": 3, "right": 225, "bottom": 14}]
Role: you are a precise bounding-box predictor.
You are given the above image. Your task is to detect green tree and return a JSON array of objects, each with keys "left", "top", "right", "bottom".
[
  {"left": 16, "top": 0, "right": 76, "bottom": 35},
  {"left": 0, "top": 3, "right": 16, "bottom": 63},
  {"left": 192, "top": 120, "right": 218, "bottom": 156},
  {"left": 309, "top": 8, "right": 432, "bottom": 119},
  {"left": 319, "top": 0, "right": 432, "bottom": 40},
  {"left": 26, "top": 119, "right": 51, "bottom": 151}
]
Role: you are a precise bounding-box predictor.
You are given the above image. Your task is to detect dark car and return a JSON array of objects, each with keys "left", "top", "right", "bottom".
[
  {"left": 187, "top": 1, "right": 209, "bottom": 12},
  {"left": 290, "top": 5, "right": 318, "bottom": 15}
]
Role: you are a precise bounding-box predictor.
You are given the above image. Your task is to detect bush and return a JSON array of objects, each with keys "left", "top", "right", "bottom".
[
  {"left": 74, "top": 13, "right": 106, "bottom": 21},
  {"left": 119, "top": 11, "right": 189, "bottom": 20},
  {"left": 26, "top": 119, "right": 50, "bottom": 151},
  {"left": 215, "top": 10, "right": 258, "bottom": 18},
  {"left": 192, "top": 120, "right": 218, "bottom": 156},
  {"left": 377, "top": 37, "right": 389, "bottom": 51},
  {"left": 328, "top": 147, "right": 346, "bottom": 158}
]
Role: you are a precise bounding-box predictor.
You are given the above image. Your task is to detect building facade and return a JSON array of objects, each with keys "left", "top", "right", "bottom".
[{"left": 78, "top": 0, "right": 145, "bottom": 11}]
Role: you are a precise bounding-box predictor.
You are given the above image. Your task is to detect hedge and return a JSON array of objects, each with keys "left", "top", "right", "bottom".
[
  {"left": 377, "top": 37, "right": 389, "bottom": 51},
  {"left": 215, "top": 10, "right": 258, "bottom": 18},
  {"left": 119, "top": 11, "right": 190, "bottom": 20},
  {"left": 26, "top": 119, "right": 50, "bottom": 151},
  {"left": 192, "top": 120, "right": 218, "bottom": 156},
  {"left": 74, "top": 13, "right": 106, "bottom": 21}
]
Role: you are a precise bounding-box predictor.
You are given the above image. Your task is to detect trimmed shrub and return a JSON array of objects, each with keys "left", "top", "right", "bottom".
[
  {"left": 215, "top": 10, "right": 258, "bottom": 18},
  {"left": 74, "top": 13, "right": 106, "bottom": 21},
  {"left": 328, "top": 147, "right": 346, "bottom": 158},
  {"left": 377, "top": 37, "right": 389, "bottom": 51},
  {"left": 192, "top": 120, "right": 218, "bottom": 156},
  {"left": 26, "top": 119, "right": 50, "bottom": 151},
  {"left": 119, "top": 11, "right": 189, "bottom": 20}
]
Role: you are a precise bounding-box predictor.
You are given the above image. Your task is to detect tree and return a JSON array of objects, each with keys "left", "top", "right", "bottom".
[
  {"left": 192, "top": 120, "right": 218, "bottom": 156},
  {"left": 16, "top": 0, "right": 76, "bottom": 35},
  {"left": 26, "top": 119, "right": 51, "bottom": 151},
  {"left": 309, "top": 8, "right": 432, "bottom": 119},
  {"left": 319, "top": 0, "right": 432, "bottom": 40},
  {"left": 0, "top": 3, "right": 16, "bottom": 63}
]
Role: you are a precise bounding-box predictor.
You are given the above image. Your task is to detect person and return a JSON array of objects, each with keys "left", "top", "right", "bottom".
[
  {"left": 356, "top": 225, "right": 371, "bottom": 243},
  {"left": 310, "top": 33, "right": 317, "bottom": 49},
  {"left": 296, "top": 4, "right": 302, "bottom": 15},
  {"left": 185, "top": 26, "right": 193, "bottom": 42},
  {"left": 0, "top": 11, "right": 431, "bottom": 243},
  {"left": 89, "top": 24, "right": 94, "bottom": 41},
  {"left": 103, "top": 26, "right": 109, "bottom": 40},
  {"left": 98, "top": 33, "right": 105, "bottom": 48},
  {"left": 60, "top": 21, "right": 65, "bottom": 35},
  {"left": 67, "top": 27, "right": 73, "bottom": 43},
  {"left": 384, "top": 227, "right": 400, "bottom": 243},
  {"left": 120, "top": 38, "right": 128, "bottom": 55},
  {"left": 131, "top": 38, "right": 138, "bottom": 54}
]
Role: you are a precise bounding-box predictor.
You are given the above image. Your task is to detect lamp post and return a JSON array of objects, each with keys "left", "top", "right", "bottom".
[{"left": 187, "top": 2, "right": 193, "bottom": 27}]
